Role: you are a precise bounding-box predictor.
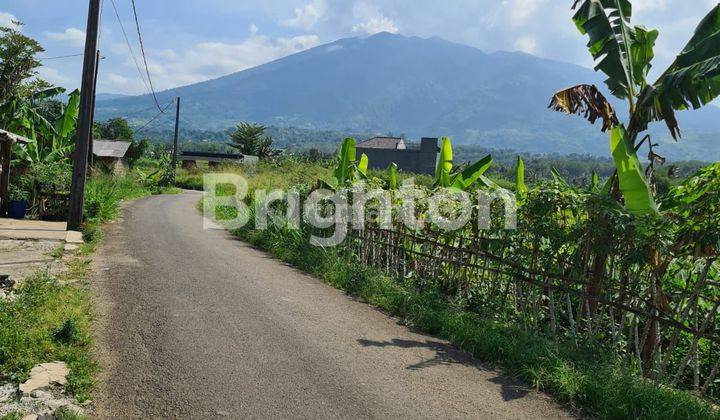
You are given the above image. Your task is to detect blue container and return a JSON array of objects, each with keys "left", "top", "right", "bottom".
[{"left": 8, "top": 201, "right": 28, "bottom": 220}]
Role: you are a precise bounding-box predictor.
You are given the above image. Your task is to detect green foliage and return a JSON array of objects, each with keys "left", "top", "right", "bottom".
[
  {"left": 8, "top": 184, "right": 29, "bottom": 202},
  {"left": 0, "top": 273, "right": 97, "bottom": 402},
  {"left": 515, "top": 155, "right": 528, "bottom": 200},
  {"left": 633, "top": 5, "right": 720, "bottom": 138},
  {"left": 610, "top": 125, "right": 657, "bottom": 214},
  {"left": 387, "top": 163, "right": 398, "bottom": 190},
  {"left": 93, "top": 117, "right": 134, "bottom": 141},
  {"left": 0, "top": 21, "right": 44, "bottom": 98},
  {"left": 6, "top": 88, "right": 80, "bottom": 166},
  {"left": 15, "top": 160, "right": 72, "bottom": 219},
  {"left": 433, "top": 137, "right": 495, "bottom": 190},
  {"left": 228, "top": 122, "right": 281, "bottom": 159},
  {"left": 553, "top": 1, "right": 720, "bottom": 214}
]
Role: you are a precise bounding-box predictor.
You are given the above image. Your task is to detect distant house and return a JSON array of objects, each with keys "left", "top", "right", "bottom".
[
  {"left": 356, "top": 136, "right": 438, "bottom": 175},
  {"left": 93, "top": 140, "right": 131, "bottom": 175}
]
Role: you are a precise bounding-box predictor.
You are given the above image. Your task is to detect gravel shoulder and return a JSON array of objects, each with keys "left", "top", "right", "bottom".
[{"left": 90, "top": 191, "right": 572, "bottom": 419}]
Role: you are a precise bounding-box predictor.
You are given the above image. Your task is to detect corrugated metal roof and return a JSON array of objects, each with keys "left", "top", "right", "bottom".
[
  {"left": 357, "top": 136, "right": 406, "bottom": 150},
  {"left": 93, "top": 140, "right": 131, "bottom": 158},
  {"left": 0, "top": 129, "right": 31, "bottom": 144}
]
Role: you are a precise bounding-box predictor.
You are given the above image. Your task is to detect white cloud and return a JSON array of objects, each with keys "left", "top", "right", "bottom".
[
  {"left": 633, "top": 0, "right": 668, "bottom": 12},
  {"left": 113, "top": 30, "right": 321, "bottom": 92},
  {"left": 107, "top": 73, "right": 129, "bottom": 85},
  {"left": 44, "top": 27, "right": 86, "bottom": 46},
  {"left": 506, "top": 0, "right": 548, "bottom": 27},
  {"left": 0, "top": 11, "right": 20, "bottom": 30},
  {"left": 37, "top": 66, "right": 72, "bottom": 86},
  {"left": 282, "top": 0, "right": 325, "bottom": 29},
  {"left": 352, "top": 15, "right": 398, "bottom": 34},
  {"left": 515, "top": 36, "right": 538, "bottom": 54},
  {"left": 350, "top": 2, "right": 399, "bottom": 35}
]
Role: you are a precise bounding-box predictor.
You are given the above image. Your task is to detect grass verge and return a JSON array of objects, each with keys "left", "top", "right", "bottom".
[{"left": 1, "top": 173, "right": 178, "bottom": 413}]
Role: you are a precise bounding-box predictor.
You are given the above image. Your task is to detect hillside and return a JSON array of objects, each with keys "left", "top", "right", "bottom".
[{"left": 96, "top": 32, "right": 720, "bottom": 161}]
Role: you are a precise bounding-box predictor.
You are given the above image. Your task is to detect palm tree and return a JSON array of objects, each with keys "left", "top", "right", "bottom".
[{"left": 227, "top": 122, "right": 281, "bottom": 160}]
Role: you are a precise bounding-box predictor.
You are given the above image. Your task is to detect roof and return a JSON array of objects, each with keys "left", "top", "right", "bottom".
[
  {"left": 357, "top": 136, "right": 406, "bottom": 150},
  {"left": 181, "top": 151, "right": 245, "bottom": 160},
  {"left": 0, "top": 129, "right": 31, "bottom": 144},
  {"left": 93, "top": 140, "right": 131, "bottom": 158}
]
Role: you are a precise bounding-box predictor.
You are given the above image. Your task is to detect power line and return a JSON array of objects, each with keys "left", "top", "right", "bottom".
[
  {"left": 118, "top": 103, "right": 164, "bottom": 119},
  {"left": 129, "top": 0, "right": 163, "bottom": 112},
  {"left": 134, "top": 99, "right": 175, "bottom": 135},
  {"left": 39, "top": 53, "right": 84, "bottom": 61},
  {"left": 109, "top": 0, "right": 152, "bottom": 96}
]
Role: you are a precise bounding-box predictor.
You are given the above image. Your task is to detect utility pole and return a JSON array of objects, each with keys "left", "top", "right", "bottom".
[
  {"left": 171, "top": 97, "right": 181, "bottom": 175},
  {"left": 88, "top": 50, "right": 101, "bottom": 167},
  {"left": 67, "top": 0, "right": 101, "bottom": 231}
]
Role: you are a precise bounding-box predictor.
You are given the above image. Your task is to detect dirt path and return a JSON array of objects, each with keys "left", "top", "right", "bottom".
[{"left": 90, "top": 191, "right": 571, "bottom": 419}]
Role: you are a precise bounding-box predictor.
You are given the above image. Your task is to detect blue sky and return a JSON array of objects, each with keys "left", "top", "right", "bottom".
[{"left": 1, "top": 0, "right": 717, "bottom": 95}]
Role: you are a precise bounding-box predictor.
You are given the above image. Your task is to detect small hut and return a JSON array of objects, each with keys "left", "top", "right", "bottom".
[
  {"left": 0, "top": 129, "right": 31, "bottom": 216},
  {"left": 93, "top": 140, "right": 131, "bottom": 175}
]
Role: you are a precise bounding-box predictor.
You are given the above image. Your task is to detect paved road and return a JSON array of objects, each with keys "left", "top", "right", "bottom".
[{"left": 91, "top": 191, "right": 571, "bottom": 419}]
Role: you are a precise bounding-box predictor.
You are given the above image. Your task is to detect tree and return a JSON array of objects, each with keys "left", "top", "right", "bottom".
[
  {"left": 227, "top": 122, "right": 281, "bottom": 159},
  {"left": 550, "top": 1, "right": 720, "bottom": 215},
  {"left": 94, "top": 118, "right": 134, "bottom": 140},
  {"left": 0, "top": 21, "right": 44, "bottom": 99}
]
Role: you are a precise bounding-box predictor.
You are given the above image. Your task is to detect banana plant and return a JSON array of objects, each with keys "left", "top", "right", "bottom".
[
  {"left": 549, "top": 2, "right": 720, "bottom": 215},
  {"left": 515, "top": 156, "right": 528, "bottom": 202},
  {"left": 387, "top": 163, "right": 398, "bottom": 190},
  {"left": 433, "top": 137, "right": 495, "bottom": 191},
  {"left": 317, "top": 137, "right": 369, "bottom": 190},
  {"left": 2, "top": 87, "right": 80, "bottom": 165}
]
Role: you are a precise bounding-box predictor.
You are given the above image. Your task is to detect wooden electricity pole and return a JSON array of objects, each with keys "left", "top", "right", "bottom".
[
  {"left": 171, "top": 97, "right": 181, "bottom": 174},
  {"left": 67, "top": 0, "right": 101, "bottom": 231}
]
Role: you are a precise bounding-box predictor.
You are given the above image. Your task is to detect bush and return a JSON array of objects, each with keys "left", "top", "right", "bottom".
[{"left": 15, "top": 160, "right": 72, "bottom": 220}]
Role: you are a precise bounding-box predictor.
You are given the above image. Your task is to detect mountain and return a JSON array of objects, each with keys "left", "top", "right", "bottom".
[
  {"left": 95, "top": 93, "right": 130, "bottom": 101},
  {"left": 95, "top": 33, "right": 720, "bottom": 161}
]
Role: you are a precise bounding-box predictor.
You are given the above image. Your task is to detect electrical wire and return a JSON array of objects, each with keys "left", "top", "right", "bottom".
[
  {"left": 130, "top": 0, "right": 163, "bottom": 112},
  {"left": 39, "top": 53, "right": 85, "bottom": 61},
  {"left": 109, "top": 0, "right": 152, "bottom": 97},
  {"left": 134, "top": 99, "right": 175, "bottom": 135}
]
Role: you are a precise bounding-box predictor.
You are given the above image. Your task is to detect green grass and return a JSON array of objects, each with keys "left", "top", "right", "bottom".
[
  {"left": 0, "top": 273, "right": 95, "bottom": 402},
  {"left": 0, "top": 171, "right": 177, "bottom": 410}
]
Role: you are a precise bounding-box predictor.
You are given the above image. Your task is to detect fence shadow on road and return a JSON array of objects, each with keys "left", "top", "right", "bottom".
[{"left": 357, "top": 337, "right": 533, "bottom": 402}]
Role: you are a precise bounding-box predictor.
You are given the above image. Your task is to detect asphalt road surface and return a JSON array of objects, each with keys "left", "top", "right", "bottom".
[{"left": 91, "top": 191, "right": 571, "bottom": 419}]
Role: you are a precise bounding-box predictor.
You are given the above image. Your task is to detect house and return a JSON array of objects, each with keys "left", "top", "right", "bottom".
[
  {"left": 0, "top": 129, "right": 31, "bottom": 216},
  {"left": 93, "top": 140, "right": 131, "bottom": 175},
  {"left": 356, "top": 136, "right": 439, "bottom": 175}
]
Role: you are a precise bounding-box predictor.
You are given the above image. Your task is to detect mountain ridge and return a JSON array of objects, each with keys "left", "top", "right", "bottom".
[{"left": 95, "top": 32, "right": 720, "bottom": 161}]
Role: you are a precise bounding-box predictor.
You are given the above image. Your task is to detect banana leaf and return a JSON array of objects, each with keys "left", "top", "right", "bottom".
[
  {"left": 333, "top": 137, "right": 356, "bottom": 185},
  {"left": 551, "top": 167, "right": 569, "bottom": 187},
  {"left": 632, "top": 5, "right": 720, "bottom": 138},
  {"left": 434, "top": 137, "right": 453, "bottom": 188},
  {"left": 610, "top": 125, "right": 657, "bottom": 214},
  {"left": 358, "top": 153, "right": 368, "bottom": 176},
  {"left": 55, "top": 89, "right": 80, "bottom": 139},
  {"left": 387, "top": 163, "right": 398, "bottom": 190},
  {"left": 451, "top": 154, "right": 493, "bottom": 190},
  {"left": 515, "top": 156, "right": 528, "bottom": 200},
  {"left": 589, "top": 171, "right": 600, "bottom": 192}
]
